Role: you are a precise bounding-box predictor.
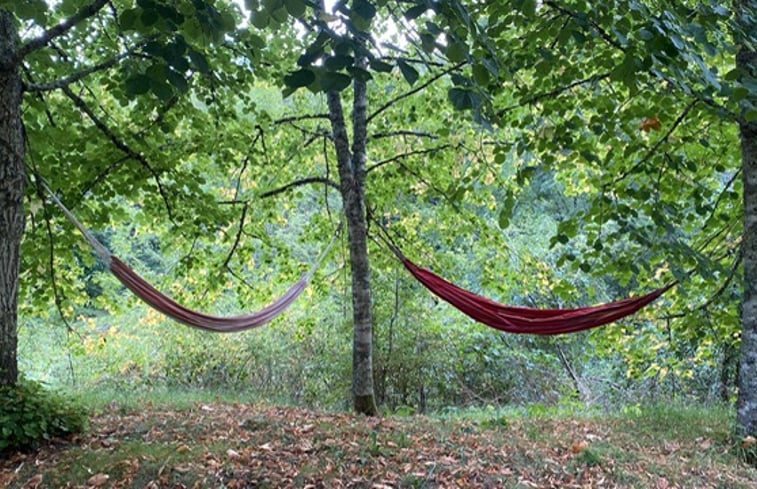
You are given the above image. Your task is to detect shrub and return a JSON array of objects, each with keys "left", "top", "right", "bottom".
[{"left": 0, "top": 378, "right": 88, "bottom": 452}]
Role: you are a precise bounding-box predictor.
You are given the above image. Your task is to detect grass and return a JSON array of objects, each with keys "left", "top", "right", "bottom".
[{"left": 1, "top": 394, "right": 755, "bottom": 488}]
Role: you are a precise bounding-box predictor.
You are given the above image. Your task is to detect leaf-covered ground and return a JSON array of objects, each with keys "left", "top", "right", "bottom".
[{"left": 2, "top": 403, "right": 755, "bottom": 488}]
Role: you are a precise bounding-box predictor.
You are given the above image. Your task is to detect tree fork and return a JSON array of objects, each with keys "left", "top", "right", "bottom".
[{"left": 0, "top": 9, "right": 25, "bottom": 386}]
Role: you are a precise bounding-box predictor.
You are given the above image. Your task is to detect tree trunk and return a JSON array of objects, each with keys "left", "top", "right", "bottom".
[
  {"left": 738, "top": 38, "right": 757, "bottom": 435},
  {"left": 0, "top": 9, "right": 25, "bottom": 387},
  {"left": 327, "top": 70, "right": 378, "bottom": 415}
]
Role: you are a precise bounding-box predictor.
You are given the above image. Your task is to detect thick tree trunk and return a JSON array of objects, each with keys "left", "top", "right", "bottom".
[
  {"left": 327, "top": 74, "right": 378, "bottom": 415},
  {"left": 0, "top": 9, "right": 25, "bottom": 386}
]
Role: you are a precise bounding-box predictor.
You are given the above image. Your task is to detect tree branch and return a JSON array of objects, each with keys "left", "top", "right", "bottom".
[
  {"left": 222, "top": 201, "right": 248, "bottom": 269},
  {"left": 16, "top": 0, "right": 110, "bottom": 61},
  {"left": 366, "top": 144, "right": 452, "bottom": 173},
  {"left": 274, "top": 113, "right": 330, "bottom": 125},
  {"left": 367, "top": 62, "right": 465, "bottom": 123},
  {"left": 544, "top": 1, "right": 624, "bottom": 51},
  {"left": 369, "top": 130, "right": 439, "bottom": 141},
  {"left": 496, "top": 71, "right": 611, "bottom": 117},
  {"left": 259, "top": 176, "right": 339, "bottom": 199},
  {"left": 61, "top": 85, "right": 175, "bottom": 222},
  {"left": 24, "top": 49, "right": 134, "bottom": 92}
]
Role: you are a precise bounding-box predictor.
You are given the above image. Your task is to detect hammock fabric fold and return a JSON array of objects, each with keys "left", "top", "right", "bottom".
[
  {"left": 400, "top": 257, "right": 673, "bottom": 335},
  {"left": 39, "top": 178, "right": 328, "bottom": 333}
]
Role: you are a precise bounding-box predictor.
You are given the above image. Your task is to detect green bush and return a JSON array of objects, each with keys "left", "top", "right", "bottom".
[{"left": 0, "top": 378, "right": 88, "bottom": 452}]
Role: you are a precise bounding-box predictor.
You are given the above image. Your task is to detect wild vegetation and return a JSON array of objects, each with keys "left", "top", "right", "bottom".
[{"left": 1, "top": 0, "right": 757, "bottom": 485}]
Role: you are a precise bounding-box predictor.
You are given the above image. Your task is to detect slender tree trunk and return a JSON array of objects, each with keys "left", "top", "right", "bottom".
[
  {"left": 736, "top": 0, "right": 757, "bottom": 437},
  {"left": 327, "top": 66, "right": 378, "bottom": 415},
  {"left": 0, "top": 9, "right": 25, "bottom": 386},
  {"left": 738, "top": 50, "right": 757, "bottom": 436}
]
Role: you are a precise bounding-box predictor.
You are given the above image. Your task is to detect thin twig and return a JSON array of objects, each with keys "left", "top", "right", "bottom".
[{"left": 222, "top": 202, "right": 249, "bottom": 269}]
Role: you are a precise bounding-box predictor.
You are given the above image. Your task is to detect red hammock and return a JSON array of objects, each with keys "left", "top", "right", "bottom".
[{"left": 401, "top": 257, "right": 673, "bottom": 335}]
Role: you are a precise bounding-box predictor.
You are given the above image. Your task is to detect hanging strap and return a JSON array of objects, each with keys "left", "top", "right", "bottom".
[{"left": 36, "top": 177, "right": 112, "bottom": 265}]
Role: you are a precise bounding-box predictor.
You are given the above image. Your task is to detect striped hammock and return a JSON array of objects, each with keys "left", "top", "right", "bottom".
[{"left": 40, "top": 179, "right": 333, "bottom": 333}]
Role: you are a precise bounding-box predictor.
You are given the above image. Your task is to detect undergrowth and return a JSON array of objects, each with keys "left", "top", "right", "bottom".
[{"left": 0, "top": 378, "right": 87, "bottom": 452}]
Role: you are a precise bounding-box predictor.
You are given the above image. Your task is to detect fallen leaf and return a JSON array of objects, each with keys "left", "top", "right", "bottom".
[
  {"left": 87, "top": 473, "right": 110, "bottom": 487},
  {"left": 174, "top": 464, "right": 192, "bottom": 473},
  {"left": 23, "top": 474, "right": 43, "bottom": 489},
  {"left": 226, "top": 449, "right": 242, "bottom": 459},
  {"left": 741, "top": 435, "right": 756, "bottom": 448},
  {"left": 571, "top": 441, "right": 588, "bottom": 454}
]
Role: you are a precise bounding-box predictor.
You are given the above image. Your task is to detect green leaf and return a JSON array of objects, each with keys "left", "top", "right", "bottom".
[
  {"left": 283, "top": 69, "right": 316, "bottom": 88},
  {"left": 446, "top": 42, "right": 468, "bottom": 63},
  {"left": 125, "top": 75, "right": 151, "bottom": 96},
  {"left": 520, "top": 0, "right": 536, "bottom": 18},
  {"left": 166, "top": 68, "right": 189, "bottom": 93},
  {"left": 397, "top": 60, "right": 419, "bottom": 86},
  {"left": 472, "top": 63, "right": 490, "bottom": 85},
  {"left": 405, "top": 4, "right": 428, "bottom": 20},
  {"left": 120, "top": 8, "right": 141, "bottom": 31},
  {"left": 320, "top": 72, "right": 352, "bottom": 92},
  {"left": 370, "top": 60, "right": 393, "bottom": 72},
  {"left": 448, "top": 87, "right": 473, "bottom": 110},
  {"left": 188, "top": 49, "right": 210, "bottom": 73},
  {"left": 324, "top": 55, "right": 354, "bottom": 71},
  {"left": 353, "top": 0, "right": 376, "bottom": 21},
  {"left": 150, "top": 79, "right": 174, "bottom": 102},
  {"left": 284, "top": 0, "right": 306, "bottom": 17}
]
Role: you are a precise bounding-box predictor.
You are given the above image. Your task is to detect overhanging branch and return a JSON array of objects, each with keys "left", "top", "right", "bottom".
[
  {"left": 25, "top": 48, "right": 135, "bottom": 92},
  {"left": 16, "top": 0, "right": 109, "bottom": 61},
  {"left": 61, "top": 85, "right": 176, "bottom": 222}
]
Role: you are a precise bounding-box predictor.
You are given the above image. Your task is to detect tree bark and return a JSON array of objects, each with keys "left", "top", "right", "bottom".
[
  {"left": 327, "top": 69, "right": 378, "bottom": 415},
  {"left": 738, "top": 56, "right": 757, "bottom": 436},
  {"left": 0, "top": 9, "right": 25, "bottom": 386},
  {"left": 737, "top": 0, "right": 757, "bottom": 435}
]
